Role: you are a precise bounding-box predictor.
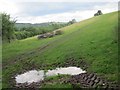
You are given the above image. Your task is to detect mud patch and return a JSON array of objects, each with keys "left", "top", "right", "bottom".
[
  {"left": 12, "top": 56, "right": 118, "bottom": 89},
  {"left": 68, "top": 72, "right": 119, "bottom": 89},
  {"left": 15, "top": 67, "right": 85, "bottom": 87},
  {"left": 43, "top": 57, "right": 89, "bottom": 71}
]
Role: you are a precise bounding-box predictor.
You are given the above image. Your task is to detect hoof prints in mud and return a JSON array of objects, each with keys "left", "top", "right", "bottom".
[{"left": 68, "top": 73, "right": 119, "bottom": 89}]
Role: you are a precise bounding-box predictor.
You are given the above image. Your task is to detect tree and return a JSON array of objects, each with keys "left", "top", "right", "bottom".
[
  {"left": 94, "top": 10, "right": 103, "bottom": 16},
  {"left": 71, "top": 19, "right": 76, "bottom": 23},
  {"left": 1, "top": 13, "right": 16, "bottom": 43},
  {"left": 97, "top": 10, "right": 102, "bottom": 15},
  {"left": 68, "top": 19, "right": 76, "bottom": 25}
]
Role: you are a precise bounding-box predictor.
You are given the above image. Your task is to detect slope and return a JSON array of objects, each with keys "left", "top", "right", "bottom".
[{"left": 2, "top": 11, "right": 118, "bottom": 88}]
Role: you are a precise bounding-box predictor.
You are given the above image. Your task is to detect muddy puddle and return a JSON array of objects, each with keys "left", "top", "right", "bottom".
[
  {"left": 15, "top": 67, "right": 86, "bottom": 84},
  {"left": 15, "top": 70, "right": 45, "bottom": 84},
  {"left": 46, "top": 67, "right": 86, "bottom": 76}
]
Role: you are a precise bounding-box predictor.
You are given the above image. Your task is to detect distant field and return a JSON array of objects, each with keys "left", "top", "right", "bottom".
[{"left": 2, "top": 11, "right": 118, "bottom": 88}]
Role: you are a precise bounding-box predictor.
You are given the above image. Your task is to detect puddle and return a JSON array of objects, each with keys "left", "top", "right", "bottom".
[
  {"left": 15, "top": 67, "right": 86, "bottom": 84},
  {"left": 15, "top": 70, "right": 44, "bottom": 84},
  {"left": 46, "top": 67, "right": 86, "bottom": 76}
]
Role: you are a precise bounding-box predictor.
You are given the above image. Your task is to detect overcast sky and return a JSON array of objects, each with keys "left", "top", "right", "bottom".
[{"left": 0, "top": 0, "right": 119, "bottom": 23}]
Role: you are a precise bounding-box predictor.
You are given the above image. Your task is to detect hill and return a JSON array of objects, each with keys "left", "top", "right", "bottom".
[
  {"left": 15, "top": 22, "right": 67, "bottom": 29},
  {"left": 2, "top": 11, "right": 118, "bottom": 88}
]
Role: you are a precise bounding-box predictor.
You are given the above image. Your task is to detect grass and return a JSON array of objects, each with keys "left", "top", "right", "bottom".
[
  {"left": 2, "top": 35, "right": 63, "bottom": 60},
  {"left": 41, "top": 75, "right": 72, "bottom": 88},
  {"left": 2, "top": 11, "right": 118, "bottom": 88}
]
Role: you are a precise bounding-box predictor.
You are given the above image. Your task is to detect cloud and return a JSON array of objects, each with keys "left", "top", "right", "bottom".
[
  {"left": 93, "top": 2, "right": 118, "bottom": 13},
  {"left": 18, "top": 11, "right": 93, "bottom": 23},
  {"left": 0, "top": 0, "right": 118, "bottom": 23},
  {"left": 2, "top": 0, "right": 119, "bottom": 2},
  {"left": 17, "top": 2, "right": 118, "bottom": 23},
  {"left": 6, "top": 2, "right": 106, "bottom": 16},
  {"left": 0, "top": 0, "right": 19, "bottom": 16}
]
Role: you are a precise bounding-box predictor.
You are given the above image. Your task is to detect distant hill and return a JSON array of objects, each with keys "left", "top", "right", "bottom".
[{"left": 15, "top": 22, "right": 67, "bottom": 29}]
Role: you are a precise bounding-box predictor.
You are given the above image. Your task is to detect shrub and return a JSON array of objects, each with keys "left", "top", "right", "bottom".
[{"left": 55, "top": 30, "right": 63, "bottom": 35}]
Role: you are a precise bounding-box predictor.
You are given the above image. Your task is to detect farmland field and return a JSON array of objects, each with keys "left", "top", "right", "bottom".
[{"left": 2, "top": 11, "right": 119, "bottom": 88}]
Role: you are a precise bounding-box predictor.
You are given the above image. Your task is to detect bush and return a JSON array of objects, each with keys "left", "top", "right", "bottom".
[{"left": 55, "top": 30, "right": 63, "bottom": 35}]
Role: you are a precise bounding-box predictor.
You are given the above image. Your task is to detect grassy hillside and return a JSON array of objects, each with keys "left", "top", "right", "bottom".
[{"left": 2, "top": 11, "right": 118, "bottom": 88}]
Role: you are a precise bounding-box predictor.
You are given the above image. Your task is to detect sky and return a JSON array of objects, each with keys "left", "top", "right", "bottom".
[{"left": 0, "top": 0, "right": 119, "bottom": 23}]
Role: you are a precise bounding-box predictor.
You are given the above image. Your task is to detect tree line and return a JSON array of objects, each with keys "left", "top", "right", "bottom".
[{"left": 1, "top": 13, "right": 76, "bottom": 43}]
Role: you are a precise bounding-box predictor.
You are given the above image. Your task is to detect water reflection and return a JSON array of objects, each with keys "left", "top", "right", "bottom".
[{"left": 15, "top": 67, "right": 86, "bottom": 84}]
